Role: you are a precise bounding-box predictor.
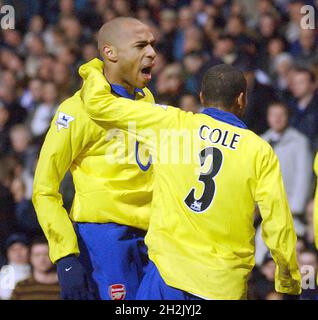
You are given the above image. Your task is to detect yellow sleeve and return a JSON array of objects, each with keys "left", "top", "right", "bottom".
[
  {"left": 79, "top": 64, "right": 182, "bottom": 135},
  {"left": 255, "top": 144, "right": 302, "bottom": 295},
  {"left": 314, "top": 152, "right": 318, "bottom": 249},
  {"left": 32, "top": 98, "right": 83, "bottom": 263}
]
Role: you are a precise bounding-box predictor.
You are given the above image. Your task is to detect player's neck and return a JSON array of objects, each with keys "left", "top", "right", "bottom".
[{"left": 103, "top": 67, "right": 135, "bottom": 95}]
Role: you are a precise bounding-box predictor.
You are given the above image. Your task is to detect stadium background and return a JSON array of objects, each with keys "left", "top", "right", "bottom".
[{"left": 0, "top": 0, "right": 318, "bottom": 300}]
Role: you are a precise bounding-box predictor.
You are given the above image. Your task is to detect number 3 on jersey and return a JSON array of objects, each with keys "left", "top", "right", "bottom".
[{"left": 184, "top": 147, "right": 223, "bottom": 213}]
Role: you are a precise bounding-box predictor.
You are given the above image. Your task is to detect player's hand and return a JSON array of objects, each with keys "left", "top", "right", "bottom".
[{"left": 56, "top": 255, "right": 97, "bottom": 300}]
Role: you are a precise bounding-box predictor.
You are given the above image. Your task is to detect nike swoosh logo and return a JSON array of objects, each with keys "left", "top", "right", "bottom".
[{"left": 65, "top": 267, "right": 73, "bottom": 272}]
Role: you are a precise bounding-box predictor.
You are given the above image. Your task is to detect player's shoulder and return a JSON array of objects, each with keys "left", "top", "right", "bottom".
[
  {"left": 244, "top": 127, "right": 274, "bottom": 153},
  {"left": 56, "top": 90, "right": 84, "bottom": 117},
  {"left": 53, "top": 90, "right": 93, "bottom": 128}
]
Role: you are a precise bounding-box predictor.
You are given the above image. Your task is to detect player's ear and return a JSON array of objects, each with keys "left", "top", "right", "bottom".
[
  {"left": 103, "top": 45, "right": 118, "bottom": 62},
  {"left": 235, "top": 92, "right": 246, "bottom": 117},
  {"left": 199, "top": 91, "right": 205, "bottom": 106},
  {"left": 237, "top": 92, "right": 246, "bottom": 110}
]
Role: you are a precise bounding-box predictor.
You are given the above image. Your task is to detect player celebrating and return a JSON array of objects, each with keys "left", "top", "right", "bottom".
[
  {"left": 79, "top": 63, "right": 302, "bottom": 299},
  {"left": 32, "top": 18, "right": 156, "bottom": 300}
]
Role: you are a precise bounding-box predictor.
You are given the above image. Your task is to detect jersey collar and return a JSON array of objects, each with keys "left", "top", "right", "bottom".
[
  {"left": 110, "top": 84, "right": 145, "bottom": 100},
  {"left": 201, "top": 107, "right": 247, "bottom": 129}
]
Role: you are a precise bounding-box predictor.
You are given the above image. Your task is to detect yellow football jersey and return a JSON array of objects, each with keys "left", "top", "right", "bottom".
[
  {"left": 79, "top": 64, "right": 302, "bottom": 299},
  {"left": 32, "top": 59, "right": 154, "bottom": 263}
]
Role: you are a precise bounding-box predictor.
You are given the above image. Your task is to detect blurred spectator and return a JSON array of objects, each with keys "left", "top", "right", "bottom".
[
  {"left": 291, "top": 29, "right": 318, "bottom": 68},
  {"left": 256, "top": 102, "right": 313, "bottom": 266},
  {"left": 179, "top": 94, "right": 201, "bottom": 113},
  {"left": 81, "top": 42, "right": 99, "bottom": 63},
  {"left": 30, "top": 82, "right": 59, "bottom": 137},
  {"left": 285, "top": 0, "right": 304, "bottom": 43},
  {"left": 261, "top": 102, "right": 313, "bottom": 219},
  {"left": 9, "top": 124, "right": 38, "bottom": 175},
  {"left": 248, "top": 255, "right": 279, "bottom": 300},
  {"left": 212, "top": 35, "right": 238, "bottom": 66},
  {"left": 0, "top": 83, "right": 27, "bottom": 126},
  {"left": 240, "top": 59, "right": 278, "bottom": 134},
  {"left": 158, "top": 9, "right": 178, "bottom": 63},
  {"left": 112, "top": 0, "right": 132, "bottom": 17},
  {"left": 257, "top": 13, "right": 280, "bottom": 52},
  {"left": 259, "top": 36, "right": 288, "bottom": 79},
  {"left": 0, "top": 101, "right": 11, "bottom": 154},
  {"left": 0, "top": 157, "right": 17, "bottom": 258},
  {"left": 156, "top": 63, "right": 184, "bottom": 105},
  {"left": 272, "top": 52, "right": 294, "bottom": 100},
  {"left": 173, "top": 6, "right": 195, "bottom": 61},
  {"left": 52, "top": 62, "right": 78, "bottom": 100},
  {"left": 24, "top": 34, "right": 46, "bottom": 78},
  {"left": 20, "top": 78, "right": 43, "bottom": 112},
  {"left": 11, "top": 237, "right": 60, "bottom": 300},
  {"left": 59, "top": 0, "right": 77, "bottom": 19},
  {"left": 183, "top": 26, "right": 204, "bottom": 57},
  {"left": 183, "top": 52, "right": 205, "bottom": 95},
  {"left": 10, "top": 177, "right": 41, "bottom": 236},
  {"left": 190, "top": 0, "right": 208, "bottom": 27},
  {"left": 288, "top": 67, "right": 318, "bottom": 151},
  {"left": 0, "top": 233, "right": 31, "bottom": 300},
  {"left": 1, "top": 30, "right": 24, "bottom": 54},
  {"left": 225, "top": 14, "right": 255, "bottom": 56},
  {"left": 59, "top": 16, "right": 84, "bottom": 49}
]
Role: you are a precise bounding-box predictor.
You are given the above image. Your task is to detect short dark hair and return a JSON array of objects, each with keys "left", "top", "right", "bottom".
[
  {"left": 294, "top": 67, "right": 316, "bottom": 83},
  {"left": 31, "top": 235, "right": 48, "bottom": 249},
  {"left": 201, "top": 64, "right": 247, "bottom": 108},
  {"left": 267, "top": 100, "right": 290, "bottom": 117}
]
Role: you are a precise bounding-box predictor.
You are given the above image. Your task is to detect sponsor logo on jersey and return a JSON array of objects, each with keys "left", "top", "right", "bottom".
[
  {"left": 190, "top": 200, "right": 202, "bottom": 212},
  {"left": 56, "top": 112, "right": 75, "bottom": 131}
]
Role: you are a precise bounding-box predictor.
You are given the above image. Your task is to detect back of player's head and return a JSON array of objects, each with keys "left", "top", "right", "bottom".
[{"left": 201, "top": 64, "right": 247, "bottom": 110}]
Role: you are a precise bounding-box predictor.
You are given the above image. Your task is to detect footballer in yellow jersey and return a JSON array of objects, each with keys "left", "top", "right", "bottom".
[
  {"left": 32, "top": 18, "right": 156, "bottom": 300},
  {"left": 79, "top": 62, "right": 302, "bottom": 300}
]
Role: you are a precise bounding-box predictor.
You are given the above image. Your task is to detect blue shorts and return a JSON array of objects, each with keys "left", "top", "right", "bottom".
[
  {"left": 136, "top": 261, "right": 203, "bottom": 300},
  {"left": 75, "top": 222, "right": 148, "bottom": 300}
]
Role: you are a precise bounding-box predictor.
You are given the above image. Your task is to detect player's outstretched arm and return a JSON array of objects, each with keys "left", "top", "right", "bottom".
[
  {"left": 79, "top": 61, "right": 183, "bottom": 133},
  {"left": 255, "top": 144, "right": 302, "bottom": 295}
]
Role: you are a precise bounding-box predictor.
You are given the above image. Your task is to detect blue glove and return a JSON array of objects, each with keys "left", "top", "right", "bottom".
[{"left": 56, "top": 255, "right": 98, "bottom": 300}]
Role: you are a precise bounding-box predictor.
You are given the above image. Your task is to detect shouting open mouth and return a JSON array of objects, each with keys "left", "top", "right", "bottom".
[{"left": 140, "top": 62, "right": 155, "bottom": 81}]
